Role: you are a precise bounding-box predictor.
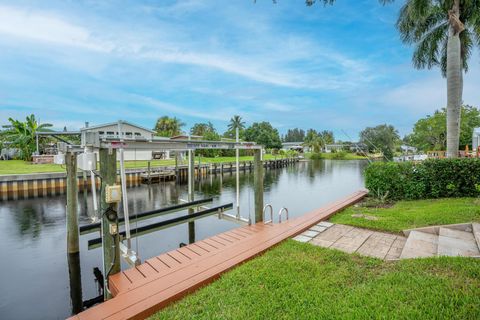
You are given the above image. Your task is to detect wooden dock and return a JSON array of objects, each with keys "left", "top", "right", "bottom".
[
  {"left": 70, "top": 190, "right": 367, "bottom": 320},
  {"left": 140, "top": 170, "right": 176, "bottom": 184}
]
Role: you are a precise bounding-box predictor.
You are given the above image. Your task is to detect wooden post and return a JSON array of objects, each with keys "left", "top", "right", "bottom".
[
  {"left": 99, "top": 148, "right": 120, "bottom": 300},
  {"left": 67, "top": 252, "right": 83, "bottom": 315},
  {"left": 175, "top": 152, "right": 178, "bottom": 179},
  {"left": 147, "top": 161, "right": 151, "bottom": 184},
  {"left": 66, "top": 151, "right": 79, "bottom": 254},
  {"left": 254, "top": 149, "right": 264, "bottom": 223},
  {"left": 188, "top": 150, "right": 195, "bottom": 244}
]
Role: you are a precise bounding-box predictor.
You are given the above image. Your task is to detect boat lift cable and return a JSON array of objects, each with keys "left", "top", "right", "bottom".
[
  {"left": 117, "top": 121, "right": 132, "bottom": 249},
  {"left": 339, "top": 129, "right": 373, "bottom": 163},
  {"left": 341, "top": 128, "right": 389, "bottom": 162}
]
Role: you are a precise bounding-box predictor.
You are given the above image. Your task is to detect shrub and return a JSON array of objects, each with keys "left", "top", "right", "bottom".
[
  {"left": 365, "top": 158, "right": 480, "bottom": 200},
  {"left": 331, "top": 150, "right": 348, "bottom": 160},
  {"left": 309, "top": 153, "right": 323, "bottom": 160}
]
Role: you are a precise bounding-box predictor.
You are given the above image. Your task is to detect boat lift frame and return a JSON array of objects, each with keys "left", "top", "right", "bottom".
[{"left": 59, "top": 124, "right": 265, "bottom": 300}]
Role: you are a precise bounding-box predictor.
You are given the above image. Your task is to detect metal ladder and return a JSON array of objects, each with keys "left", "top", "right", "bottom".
[{"left": 263, "top": 204, "right": 289, "bottom": 224}]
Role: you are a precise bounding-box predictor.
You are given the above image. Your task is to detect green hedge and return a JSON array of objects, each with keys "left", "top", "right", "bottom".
[{"left": 365, "top": 159, "right": 480, "bottom": 199}]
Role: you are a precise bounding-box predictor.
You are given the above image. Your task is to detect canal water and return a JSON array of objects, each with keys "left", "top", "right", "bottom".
[{"left": 0, "top": 160, "right": 367, "bottom": 320}]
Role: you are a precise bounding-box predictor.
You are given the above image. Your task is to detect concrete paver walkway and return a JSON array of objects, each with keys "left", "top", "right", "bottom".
[{"left": 293, "top": 223, "right": 407, "bottom": 260}]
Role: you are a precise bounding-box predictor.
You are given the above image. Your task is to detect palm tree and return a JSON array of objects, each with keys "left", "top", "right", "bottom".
[
  {"left": 228, "top": 115, "right": 245, "bottom": 133},
  {"left": 7, "top": 114, "right": 52, "bottom": 161},
  {"left": 154, "top": 116, "right": 185, "bottom": 137},
  {"left": 396, "top": 0, "right": 480, "bottom": 157}
]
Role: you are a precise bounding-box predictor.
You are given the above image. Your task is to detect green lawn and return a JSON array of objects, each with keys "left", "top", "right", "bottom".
[
  {"left": 0, "top": 155, "right": 280, "bottom": 175},
  {"left": 152, "top": 240, "right": 480, "bottom": 320},
  {"left": 330, "top": 198, "right": 480, "bottom": 233}
]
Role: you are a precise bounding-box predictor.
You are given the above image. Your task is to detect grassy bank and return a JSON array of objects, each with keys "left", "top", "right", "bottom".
[
  {"left": 330, "top": 198, "right": 480, "bottom": 233},
  {"left": 152, "top": 240, "right": 480, "bottom": 319},
  {"left": 307, "top": 152, "right": 367, "bottom": 160},
  {"left": 0, "top": 155, "right": 281, "bottom": 175}
]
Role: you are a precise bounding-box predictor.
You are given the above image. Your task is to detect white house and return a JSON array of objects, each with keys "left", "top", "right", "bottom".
[
  {"left": 80, "top": 121, "right": 171, "bottom": 161},
  {"left": 472, "top": 128, "right": 480, "bottom": 152}
]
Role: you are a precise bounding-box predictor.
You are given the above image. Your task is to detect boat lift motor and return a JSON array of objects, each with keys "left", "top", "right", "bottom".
[{"left": 77, "top": 150, "right": 99, "bottom": 217}]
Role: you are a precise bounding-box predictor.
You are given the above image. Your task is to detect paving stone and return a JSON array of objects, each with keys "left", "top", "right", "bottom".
[
  {"left": 310, "top": 238, "right": 334, "bottom": 248},
  {"left": 329, "top": 242, "right": 359, "bottom": 254},
  {"left": 293, "top": 235, "right": 312, "bottom": 243},
  {"left": 386, "top": 245, "right": 403, "bottom": 259},
  {"left": 314, "top": 224, "right": 354, "bottom": 243},
  {"left": 391, "top": 237, "right": 407, "bottom": 249},
  {"left": 356, "top": 237, "right": 392, "bottom": 259},
  {"left": 309, "top": 225, "right": 327, "bottom": 233},
  {"left": 317, "top": 221, "right": 334, "bottom": 228},
  {"left": 302, "top": 230, "right": 319, "bottom": 238}
]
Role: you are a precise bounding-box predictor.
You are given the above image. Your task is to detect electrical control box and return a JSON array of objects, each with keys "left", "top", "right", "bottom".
[
  {"left": 54, "top": 154, "right": 65, "bottom": 165},
  {"left": 105, "top": 185, "right": 122, "bottom": 203},
  {"left": 77, "top": 152, "right": 97, "bottom": 171}
]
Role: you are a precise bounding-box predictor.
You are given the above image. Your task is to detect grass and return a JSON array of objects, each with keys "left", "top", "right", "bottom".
[
  {"left": 152, "top": 240, "right": 480, "bottom": 319},
  {"left": 330, "top": 197, "right": 480, "bottom": 233},
  {"left": 0, "top": 154, "right": 281, "bottom": 175}
]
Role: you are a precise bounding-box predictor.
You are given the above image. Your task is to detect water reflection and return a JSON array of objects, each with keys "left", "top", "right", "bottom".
[
  {"left": 0, "top": 160, "right": 367, "bottom": 319},
  {"left": 67, "top": 253, "right": 83, "bottom": 314}
]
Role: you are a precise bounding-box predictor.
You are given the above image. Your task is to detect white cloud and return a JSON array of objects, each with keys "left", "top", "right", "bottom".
[
  {"left": 0, "top": 5, "right": 113, "bottom": 52},
  {"left": 0, "top": 4, "right": 374, "bottom": 91}
]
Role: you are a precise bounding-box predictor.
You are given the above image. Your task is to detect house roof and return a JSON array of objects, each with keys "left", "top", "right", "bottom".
[
  {"left": 170, "top": 135, "right": 203, "bottom": 140},
  {"left": 80, "top": 120, "right": 155, "bottom": 133}
]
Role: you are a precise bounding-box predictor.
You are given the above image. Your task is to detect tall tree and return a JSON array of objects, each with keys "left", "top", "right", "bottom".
[
  {"left": 318, "top": 130, "right": 335, "bottom": 145},
  {"left": 7, "top": 114, "right": 52, "bottom": 161},
  {"left": 396, "top": 0, "right": 480, "bottom": 157},
  {"left": 154, "top": 116, "right": 185, "bottom": 137},
  {"left": 190, "top": 122, "right": 216, "bottom": 136},
  {"left": 406, "top": 105, "right": 480, "bottom": 151},
  {"left": 284, "top": 128, "right": 306, "bottom": 142},
  {"left": 244, "top": 122, "right": 282, "bottom": 149},
  {"left": 224, "top": 115, "right": 246, "bottom": 139},
  {"left": 360, "top": 124, "right": 400, "bottom": 160},
  {"left": 228, "top": 115, "right": 245, "bottom": 132}
]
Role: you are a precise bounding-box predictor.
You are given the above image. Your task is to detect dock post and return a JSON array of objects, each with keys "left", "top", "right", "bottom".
[
  {"left": 188, "top": 149, "right": 195, "bottom": 243},
  {"left": 99, "top": 148, "right": 120, "bottom": 300},
  {"left": 175, "top": 152, "right": 178, "bottom": 176},
  {"left": 67, "top": 252, "right": 83, "bottom": 315},
  {"left": 66, "top": 151, "right": 79, "bottom": 254},
  {"left": 254, "top": 149, "right": 264, "bottom": 223},
  {"left": 147, "top": 161, "right": 151, "bottom": 184}
]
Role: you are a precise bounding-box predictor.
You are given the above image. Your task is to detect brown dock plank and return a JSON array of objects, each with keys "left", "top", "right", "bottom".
[{"left": 71, "top": 190, "right": 367, "bottom": 320}]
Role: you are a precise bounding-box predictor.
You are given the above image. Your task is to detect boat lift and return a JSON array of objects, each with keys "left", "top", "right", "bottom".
[{"left": 59, "top": 121, "right": 264, "bottom": 299}]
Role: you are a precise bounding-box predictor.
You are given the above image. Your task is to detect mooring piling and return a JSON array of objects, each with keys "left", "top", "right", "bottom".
[
  {"left": 99, "top": 148, "right": 120, "bottom": 300},
  {"left": 254, "top": 149, "right": 264, "bottom": 223},
  {"left": 66, "top": 151, "right": 79, "bottom": 254}
]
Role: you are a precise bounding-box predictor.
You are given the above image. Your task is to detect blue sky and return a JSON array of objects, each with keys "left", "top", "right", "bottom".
[{"left": 0, "top": 0, "right": 479, "bottom": 140}]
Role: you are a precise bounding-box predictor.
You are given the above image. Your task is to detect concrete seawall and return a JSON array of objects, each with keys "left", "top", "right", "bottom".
[{"left": 0, "top": 158, "right": 299, "bottom": 201}]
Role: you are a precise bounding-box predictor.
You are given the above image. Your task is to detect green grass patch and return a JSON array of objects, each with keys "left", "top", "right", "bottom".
[
  {"left": 152, "top": 240, "right": 480, "bottom": 319},
  {"left": 330, "top": 198, "right": 480, "bottom": 233}
]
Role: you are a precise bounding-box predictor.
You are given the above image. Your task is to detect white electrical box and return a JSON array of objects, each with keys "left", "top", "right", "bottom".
[
  {"left": 77, "top": 152, "right": 97, "bottom": 171},
  {"left": 106, "top": 185, "right": 122, "bottom": 203},
  {"left": 54, "top": 154, "right": 65, "bottom": 165}
]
